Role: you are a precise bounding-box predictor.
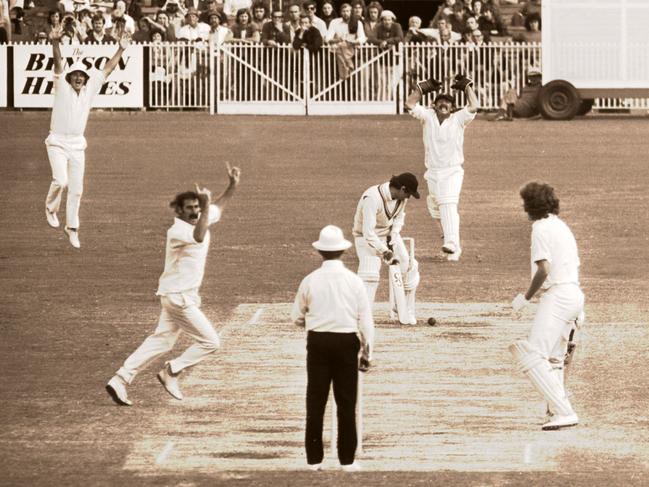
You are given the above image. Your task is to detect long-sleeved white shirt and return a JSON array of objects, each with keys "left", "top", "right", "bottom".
[
  {"left": 49, "top": 70, "right": 105, "bottom": 139},
  {"left": 352, "top": 182, "right": 406, "bottom": 254},
  {"left": 530, "top": 214, "right": 580, "bottom": 290},
  {"left": 409, "top": 104, "right": 475, "bottom": 171},
  {"left": 325, "top": 17, "right": 366, "bottom": 43},
  {"left": 156, "top": 205, "right": 221, "bottom": 295},
  {"left": 291, "top": 259, "right": 374, "bottom": 350}
]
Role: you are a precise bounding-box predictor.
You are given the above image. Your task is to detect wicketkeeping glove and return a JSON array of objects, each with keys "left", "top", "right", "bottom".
[
  {"left": 416, "top": 77, "right": 442, "bottom": 95},
  {"left": 450, "top": 73, "right": 474, "bottom": 91}
]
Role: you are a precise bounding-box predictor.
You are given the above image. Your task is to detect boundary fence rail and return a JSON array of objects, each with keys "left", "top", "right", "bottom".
[{"left": 5, "top": 40, "right": 649, "bottom": 114}]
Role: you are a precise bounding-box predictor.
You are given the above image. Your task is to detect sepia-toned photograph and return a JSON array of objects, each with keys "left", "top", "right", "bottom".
[{"left": 1, "top": 0, "right": 648, "bottom": 485}]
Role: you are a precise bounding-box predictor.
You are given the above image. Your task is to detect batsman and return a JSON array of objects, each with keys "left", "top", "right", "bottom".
[
  {"left": 352, "top": 173, "right": 421, "bottom": 325},
  {"left": 509, "top": 181, "right": 585, "bottom": 431},
  {"left": 404, "top": 73, "right": 479, "bottom": 261}
]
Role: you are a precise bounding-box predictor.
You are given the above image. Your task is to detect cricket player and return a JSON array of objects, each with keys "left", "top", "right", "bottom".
[
  {"left": 509, "top": 181, "right": 585, "bottom": 431},
  {"left": 44, "top": 27, "right": 130, "bottom": 249},
  {"left": 352, "top": 173, "right": 420, "bottom": 325},
  {"left": 106, "top": 163, "right": 241, "bottom": 406},
  {"left": 404, "top": 73, "right": 479, "bottom": 261},
  {"left": 291, "top": 225, "right": 374, "bottom": 471}
]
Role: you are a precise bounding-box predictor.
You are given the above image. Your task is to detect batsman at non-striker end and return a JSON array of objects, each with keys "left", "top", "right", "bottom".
[{"left": 509, "top": 181, "right": 585, "bottom": 431}]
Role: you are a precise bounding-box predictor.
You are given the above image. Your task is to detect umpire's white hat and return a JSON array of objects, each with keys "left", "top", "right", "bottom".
[
  {"left": 312, "top": 225, "right": 352, "bottom": 252},
  {"left": 65, "top": 60, "right": 91, "bottom": 83}
]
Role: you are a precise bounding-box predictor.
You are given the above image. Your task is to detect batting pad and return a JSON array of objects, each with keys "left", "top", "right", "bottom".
[
  {"left": 358, "top": 256, "right": 381, "bottom": 282},
  {"left": 439, "top": 204, "right": 460, "bottom": 248},
  {"left": 426, "top": 194, "right": 440, "bottom": 220},
  {"left": 509, "top": 340, "right": 575, "bottom": 417},
  {"left": 403, "top": 259, "right": 420, "bottom": 292}
]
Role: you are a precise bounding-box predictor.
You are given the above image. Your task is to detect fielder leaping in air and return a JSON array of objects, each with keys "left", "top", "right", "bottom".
[
  {"left": 106, "top": 163, "right": 241, "bottom": 406},
  {"left": 404, "top": 73, "right": 479, "bottom": 262},
  {"left": 509, "top": 181, "right": 585, "bottom": 431},
  {"left": 352, "top": 173, "right": 421, "bottom": 325},
  {"left": 44, "top": 27, "right": 130, "bottom": 249}
]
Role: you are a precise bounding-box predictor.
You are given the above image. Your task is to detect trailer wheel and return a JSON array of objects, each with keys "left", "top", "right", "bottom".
[
  {"left": 577, "top": 99, "right": 594, "bottom": 116},
  {"left": 538, "top": 80, "right": 582, "bottom": 120}
]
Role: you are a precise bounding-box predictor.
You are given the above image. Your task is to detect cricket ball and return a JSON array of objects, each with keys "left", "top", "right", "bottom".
[{"left": 427, "top": 317, "right": 437, "bottom": 326}]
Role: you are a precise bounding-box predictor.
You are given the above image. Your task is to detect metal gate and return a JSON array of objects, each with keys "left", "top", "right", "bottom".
[
  {"left": 213, "top": 42, "right": 306, "bottom": 115},
  {"left": 211, "top": 42, "right": 400, "bottom": 115}
]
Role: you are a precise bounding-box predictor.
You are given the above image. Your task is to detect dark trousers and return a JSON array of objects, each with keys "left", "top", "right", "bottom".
[{"left": 305, "top": 331, "right": 360, "bottom": 465}]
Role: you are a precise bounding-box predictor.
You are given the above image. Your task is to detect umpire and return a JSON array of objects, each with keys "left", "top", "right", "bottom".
[{"left": 291, "top": 225, "right": 375, "bottom": 472}]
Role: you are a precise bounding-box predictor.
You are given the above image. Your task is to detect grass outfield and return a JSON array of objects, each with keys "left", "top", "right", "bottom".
[{"left": 0, "top": 112, "right": 648, "bottom": 486}]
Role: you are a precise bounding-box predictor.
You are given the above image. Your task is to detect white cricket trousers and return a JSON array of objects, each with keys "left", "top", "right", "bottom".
[
  {"left": 116, "top": 291, "right": 221, "bottom": 384},
  {"left": 45, "top": 139, "right": 85, "bottom": 229},
  {"left": 425, "top": 166, "right": 464, "bottom": 250},
  {"left": 529, "top": 284, "right": 584, "bottom": 362}
]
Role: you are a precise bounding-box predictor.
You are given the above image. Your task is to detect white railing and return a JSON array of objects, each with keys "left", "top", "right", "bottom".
[{"left": 148, "top": 41, "right": 210, "bottom": 109}]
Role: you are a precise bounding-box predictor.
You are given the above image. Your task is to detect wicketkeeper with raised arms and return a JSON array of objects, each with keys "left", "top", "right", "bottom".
[
  {"left": 509, "top": 181, "right": 585, "bottom": 431},
  {"left": 404, "top": 73, "right": 479, "bottom": 261},
  {"left": 106, "top": 163, "right": 241, "bottom": 406},
  {"left": 352, "top": 173, "right": 421, "bottom": 325}
]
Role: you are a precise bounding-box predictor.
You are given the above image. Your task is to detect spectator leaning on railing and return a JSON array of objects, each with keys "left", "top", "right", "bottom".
[
  {"left": 250, "top": 1, "right": 268, "bottom": 31},
  {"left": 261, "top": 9, "right": 290, "bottom": 46},
  {"left": 404, "top": 15, "right": 434, "bottom": 44},
  {"left": 371, "top": 9, "right": 402, "bottom": 50},
  {"left": 362, "top": 1, "right": 381, "bottom": 43},
  {"left": 303, "top": 0, "right": 326, "bottom": 38},
  {"left": 285, "top": 2, "right": 301, "bottom": 42},
  {"left": 513, "top": 11, "right": 540, "bottom": 42},
  {"left": 231, "top": 7, "right": 259, "bottom": 42},
  {"left": 292, "top": 13, "right": 322, "bottom": 54},
  {"left": 207, "top": 10, "right": 232, "bottom": 46},
  {"left": 177, "top": 6, "right": 210, "bottom": 40}
]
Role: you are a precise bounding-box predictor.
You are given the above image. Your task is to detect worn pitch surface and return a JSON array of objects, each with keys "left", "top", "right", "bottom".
[
  {"left": 1, "top": 112, "right": 648, "bottom": 485},
  {"left": 124, "top": 303, "right": 647, "bottom": 475}
]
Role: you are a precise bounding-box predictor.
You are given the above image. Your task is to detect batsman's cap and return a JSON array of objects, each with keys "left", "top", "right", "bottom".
[
  {"left": 433, "top": 92, "right": 455, "bottom": 105},
  {"left": 65, "top": 60, "right": 91, "bottom": 83},
  {"left": 312, "top": 225, "right": 352, "bottom": 252},
  {"left": 392, "top": 172, "right": 420, "bottom": 199},
  {"left": 527, "top": 66, "right": 542, "bottom": 77}
]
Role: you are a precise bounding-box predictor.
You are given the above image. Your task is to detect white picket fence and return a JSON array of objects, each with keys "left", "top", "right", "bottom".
[{"left": 144, "top": 40, "right": 649, "bottom": 114}]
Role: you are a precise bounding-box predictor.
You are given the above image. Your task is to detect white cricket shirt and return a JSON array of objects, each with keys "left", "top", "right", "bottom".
[
  {"left": 49, "top": 70, "right": 106, "bottom": 138},
  {"left": 530, "top": 214, "right": 580, "bottom": 289},
  {"left": 352, "top": 182, "right": 406, "bottom": 254},
  {"left": 409, "top": 105, "right": 475, "bottom": 171},
  {"left": 291, "top": 260, "right": 375, "bottom": 347},
  {"left": 326, "top": 17, "right": 366, "bottom": 43},
  {"left": 156, "top": 205, "right": 222, "bottom": 295}
]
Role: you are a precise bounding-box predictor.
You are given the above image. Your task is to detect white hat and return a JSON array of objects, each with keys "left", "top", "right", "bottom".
[
  {"left": 65, "top": 60, "right": 90, "bottom": 82},
  {"left": 380, "top": 10, "right": 396, "bottom": 20},
  {"left": 312, "top": 225, "right": 352, "bottom": 252}
]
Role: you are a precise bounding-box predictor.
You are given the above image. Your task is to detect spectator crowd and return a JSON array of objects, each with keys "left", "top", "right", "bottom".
[{"left": 1, "top": 0, "right": 542, "bottom": 47}]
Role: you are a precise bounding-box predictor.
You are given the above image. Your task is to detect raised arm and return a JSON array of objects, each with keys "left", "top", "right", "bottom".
[
  {"left": 102, "top": 36, "right": 130, "bottom": 78},
  {"left": 405, "top": 76, "right": 441, "bottom": 111},
  {"left": 465, "top": 83, "right": 479, "bottom": 113},
  {"left": 49, "top": 27, "right": 64, "bottom": 74},
  {"left": 212, "top": 161, "right": 241, "bottom": 209}
]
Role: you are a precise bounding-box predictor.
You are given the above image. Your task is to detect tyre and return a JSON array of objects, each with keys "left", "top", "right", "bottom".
[
  {"left": 577, "top": 98, "right": 594, "bottom": 116},
  {"left": 538, "top": 80, "right": 582, "bottom": 120}
]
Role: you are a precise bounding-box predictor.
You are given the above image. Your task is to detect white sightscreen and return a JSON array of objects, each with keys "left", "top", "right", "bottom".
[{"left": 542, "top": 0, "right": 649, "bottom": 88}]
